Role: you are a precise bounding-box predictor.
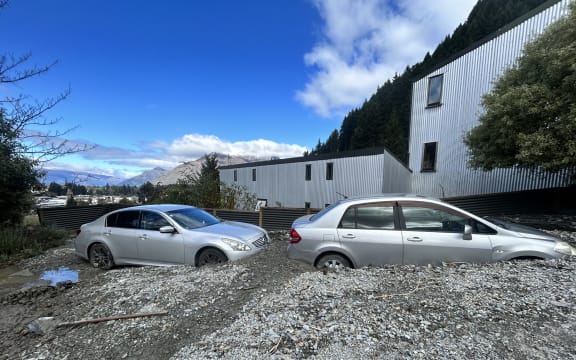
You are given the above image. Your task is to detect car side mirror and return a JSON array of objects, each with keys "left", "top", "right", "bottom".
[
  {"left": 159, "top": 226, "right": 176, "bottom": 234},
  {"left": 463, "top": 224, "right": 472, "bottom": 240}
]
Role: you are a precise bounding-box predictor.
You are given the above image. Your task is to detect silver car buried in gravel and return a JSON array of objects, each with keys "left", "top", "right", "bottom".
[
  {"left": 75, "top": 204, "right": 270, "bottom": 269},
  {"left": 288, "top": 194, "right": 576, "bottom": 269}
]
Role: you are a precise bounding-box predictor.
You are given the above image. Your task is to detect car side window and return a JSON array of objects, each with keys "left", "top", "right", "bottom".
[
  {"left": 339, "top": 203, "right": 396, "bottom": 230},
  {"left": 141, "top": 211, "right": 170, "bottom": 231},
  {"left": 106, "top": 211, "right": 140, "bottom": 229},
  {"left": 401, "top": 206, "right": 467, "bottom": 233}
]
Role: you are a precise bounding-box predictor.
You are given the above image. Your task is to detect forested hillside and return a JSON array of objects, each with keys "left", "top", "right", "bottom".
[{"left": 308, "top": 0, "right": 551, "bottom": 164}]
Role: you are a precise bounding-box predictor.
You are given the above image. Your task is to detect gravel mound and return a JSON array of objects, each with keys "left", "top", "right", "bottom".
[{"left": 0, "top": 226, "right": 575, "bottom": 360}]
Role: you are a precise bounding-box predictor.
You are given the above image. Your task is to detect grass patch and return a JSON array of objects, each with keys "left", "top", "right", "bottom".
[{"left": 0, "top": 225, "right": 71, "bottom": 265}]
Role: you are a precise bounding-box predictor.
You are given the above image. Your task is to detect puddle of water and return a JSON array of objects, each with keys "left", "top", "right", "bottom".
[
  {"left": 0, "top": 266, "right": 80, "bottom": 293},
  {"left": 40, "top": 267, "right": 79, "bottom": 286}
]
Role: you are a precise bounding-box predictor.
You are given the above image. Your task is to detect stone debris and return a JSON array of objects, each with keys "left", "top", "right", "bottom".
[{"left": 0, "top": 225, "right": 574, "bottom": 360}]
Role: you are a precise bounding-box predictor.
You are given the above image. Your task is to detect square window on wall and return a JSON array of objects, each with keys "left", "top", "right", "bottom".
[
  {"left": 305, "top": 164, "right": 311, "bottom": 181},
  {"left": 326, "top": 162, "right": 334, "bottom": 180},
  {"left": 421, "top": 142, "right": 438, "bottom": 172},
  {"left": 427, "top": 74, "right": 443, "bottom": 107},
  {"left": 252, "top": 168, "right": 256, "bottom": 181}
]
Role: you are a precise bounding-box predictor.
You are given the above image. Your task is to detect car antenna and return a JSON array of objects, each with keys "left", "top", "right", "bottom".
[{"left": 336, "top": 191, "right": 348, "bottom": 199}]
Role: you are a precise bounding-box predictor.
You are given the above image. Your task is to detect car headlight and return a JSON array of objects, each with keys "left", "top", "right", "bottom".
[
  {"left": 221, "top": 238, "right": 251, "bottom": 251},
  {"left": 554, "top": 241, "right": 576, "bottom": 256}
]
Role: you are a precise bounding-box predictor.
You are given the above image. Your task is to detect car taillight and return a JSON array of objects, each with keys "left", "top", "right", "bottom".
[
  {"left": 75, "top": 229, "right": 81, "bottom": 237},
  {"left": 289, "top": 229, "right": 301, "bottom": 244}
]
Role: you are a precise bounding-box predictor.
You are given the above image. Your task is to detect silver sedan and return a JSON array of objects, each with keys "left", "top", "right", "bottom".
[
  {"left": 75, "top": 204, "right": 269, "bottom": 269},
  {"left": 287, "top": 194, "right": 576, "bottom": 269}
]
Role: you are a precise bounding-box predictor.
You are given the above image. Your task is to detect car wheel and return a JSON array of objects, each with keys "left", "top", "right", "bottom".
[
  {"left": 316, "top": 253, "right": 351, "bottom": 270},
  {"left": 197, "top": 248, "right": 228, "bottom": 266},
  {"left": 89, "top": 243, "right": 115, "bottom": 270}
]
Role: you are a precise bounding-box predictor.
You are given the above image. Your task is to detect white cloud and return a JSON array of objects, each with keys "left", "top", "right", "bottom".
[
  {"left": 297, "top": 0, "right": 477, "bottom": 117},
  {"left": 43, "top": 133, "right": 308, "bottom": 178},
  {"left": 166, "top": 134, "right": 307, "bottom": 160}
]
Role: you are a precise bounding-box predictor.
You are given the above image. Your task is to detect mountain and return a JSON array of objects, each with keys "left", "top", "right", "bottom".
[
  {"left": 152, "top": 154, "right": 260, "bottom": 185},
  {"left": 118, "top": 167, "right": 168, "bottom": 186},
  {"left": 39, "top": 169, "right": 125, "bottom": 186}
]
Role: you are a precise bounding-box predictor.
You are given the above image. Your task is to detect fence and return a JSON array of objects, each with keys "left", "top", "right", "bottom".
[
  {"left": 37, "top": 205, "right": 320, "bottom": 231},
  {"left": 36, "top": 186, "right": 575, "bottom": 231}
]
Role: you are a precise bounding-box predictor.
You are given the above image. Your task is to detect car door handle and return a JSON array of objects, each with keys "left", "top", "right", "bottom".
[
  {"left": 341, "top": 234, "right": 356, "bottom": 239},
  {"left": 139, "top": 234, "right": 148, "bottom": 240},
  {"left": 407, "top": 237, "right": 423, "bottom": 242},
  {"left": 103, "top": 231, "right": 111, "bottom": 236}
]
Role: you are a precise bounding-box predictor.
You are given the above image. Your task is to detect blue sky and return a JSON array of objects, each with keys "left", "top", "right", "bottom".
[{"left": 0, "top": 0, "right": 476, "bottom": 178}]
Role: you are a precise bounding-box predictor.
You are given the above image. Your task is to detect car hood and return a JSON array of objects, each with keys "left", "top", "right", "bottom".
[
  {"left": 192, "top": 221, "right": 264, "bottom": 241},
  {"left": 488, "top": 218, "right": 558, "bottom": 241}
]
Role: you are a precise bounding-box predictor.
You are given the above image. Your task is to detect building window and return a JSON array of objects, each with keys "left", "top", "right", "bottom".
[
  {"left": 234, "top": 170, "right": 237, "bottom": 182},
  {"left": 427, "top": 74, "right": 443, "bottom": 107},
  {"left": 421, "top": 142, "right": 438, "bottom": 172},
  {"left": 252, "top": 169, "right": 256, "bottom": 181},
  {"left": 326, "top": 162, "right": 334, "bottom": 180},
  {"left": 305, "top": 202, "right": 311, "bottom": 209},
  {"left": 305, "top": 164, "right": 311, "bottom": 181}
]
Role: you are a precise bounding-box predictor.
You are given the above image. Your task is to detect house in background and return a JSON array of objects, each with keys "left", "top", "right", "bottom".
[
  {"left": 221, "top": 0, "right": 573, "bottom": 210},
  {"left": 409, "top": 0, "right": 573, "bottom": 199},
  {"left": 219, "top": 148, "right": 411, "bottom": 209}
]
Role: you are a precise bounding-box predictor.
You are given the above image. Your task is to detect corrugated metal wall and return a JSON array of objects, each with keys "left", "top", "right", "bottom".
[
  {"left": 37, "top": 204, "right": 131, "bottom": 230},
  {"left": 221, "top": 149, "right": 411, "bottom": 209},
  {"left": 444, "top": 186, "right": 576, "bottom": 217},
  {"left": 409, "top": 0, "right": 572, "bottom": 198}
]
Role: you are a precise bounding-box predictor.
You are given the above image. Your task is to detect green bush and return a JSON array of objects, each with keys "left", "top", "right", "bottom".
[{"left": 0, "top": 225, "right": 70, "bottom": 263}]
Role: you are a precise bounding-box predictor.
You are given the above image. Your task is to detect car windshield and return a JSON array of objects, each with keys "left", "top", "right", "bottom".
[{"left": 165, "top": 208, "right": 221, "bottom": 229}]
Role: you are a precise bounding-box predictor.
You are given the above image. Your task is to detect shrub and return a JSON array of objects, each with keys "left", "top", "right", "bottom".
[{"left": 0, "top": 225, "right": 70, "bottom": 263}]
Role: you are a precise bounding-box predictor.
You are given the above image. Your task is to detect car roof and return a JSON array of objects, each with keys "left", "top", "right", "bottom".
[
  {"left": 119, "top": 204, "right": 196, "bottom": 212},
  {"left": 337, "top": 193, "right": 439, "bottom": 204}
]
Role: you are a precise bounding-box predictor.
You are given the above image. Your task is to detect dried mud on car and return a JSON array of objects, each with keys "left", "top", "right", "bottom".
[{"left": 0, "top": 225, "right": 575, "bottom": 359}]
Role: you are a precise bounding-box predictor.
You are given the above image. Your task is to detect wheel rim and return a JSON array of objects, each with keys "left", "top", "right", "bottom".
[
  {"left": 323, "top": 258, "right": 345, "bottom": 269},
  {"left": 198, "top": 250, "right": 226, "bottom": 266},
  {"left": 91, "top": 245, "right": 112, "bottom": 268}
]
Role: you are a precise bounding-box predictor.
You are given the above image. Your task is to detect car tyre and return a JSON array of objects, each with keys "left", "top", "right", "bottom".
[
  {"left": 197, "top": 248, "right": 228, "bottom": 266},
  {"left": 316, "top": 253, "right": 351, "bottom": 270},
  {"left": 89, "top": 243, "right": 115, "bottom": 270}
]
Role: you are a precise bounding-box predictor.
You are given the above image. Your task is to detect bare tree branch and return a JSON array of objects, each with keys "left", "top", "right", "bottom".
[{"left": 0, "top": 53, "right": 57, "bottom": 84}]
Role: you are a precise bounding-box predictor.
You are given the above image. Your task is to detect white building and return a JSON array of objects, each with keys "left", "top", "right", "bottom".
[
  {"left": 409, "top": 0, "right": 572, "bottom": 198},
  {"left": 219, "top": 148, "right": 411, "bottom": 209},
  {"left": 221, "top": 0, "right": 573, "bottom": 208}
]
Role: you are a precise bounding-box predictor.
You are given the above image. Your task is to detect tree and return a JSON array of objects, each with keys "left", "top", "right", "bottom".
[
  {"left": 138, "top": 181, "right": 156, "bottom": 203},
  {"left": 195, "top": 153, "right": 221, "bottom": 208},
  {"left": 465, "top": 2, "right": 576, "bottom": 175},
  {"left": 1, "top": 2, "right": 92, "bottom": 224},
  {"left": 220, "top": 183, "right": 257, "bottom": 211},
  {"left": 0, "top": 110, "right": 39, "bottom": 224},
  {"left": 153, "top": 153, "right": 222, "bottom": 208}
]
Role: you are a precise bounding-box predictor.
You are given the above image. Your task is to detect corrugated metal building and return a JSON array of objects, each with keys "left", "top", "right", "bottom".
[
  {"left": 221, "top": 0, "right": 573, "bottom": 209},
  {"left": 219, "top": 148, "right": 411, "bottom": 209},
  {"left": 409, "top": 0, "right": 573, "bottom": 198}
]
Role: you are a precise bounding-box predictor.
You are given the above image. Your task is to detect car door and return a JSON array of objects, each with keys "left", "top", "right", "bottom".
[
  {"left": 399, "top": 201, "right": 493, "bottom": 265},
  {"left": 136, "top": 210, "right": 185, "bottom": 264},
  {"left": 336, "top": 202, "right": 403, "bottom": 266},
  {"left": 104, "top": 210, "right": 140, "bottom": 260}
]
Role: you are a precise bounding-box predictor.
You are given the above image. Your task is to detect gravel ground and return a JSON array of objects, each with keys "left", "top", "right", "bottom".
[{"left": 0, "top": 217, "right": 575, "bottom": 360}]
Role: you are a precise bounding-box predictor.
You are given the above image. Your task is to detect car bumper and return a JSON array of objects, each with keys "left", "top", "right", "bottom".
[{"left": 286, "top": 244, "right": 317, "bottom": 266}]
